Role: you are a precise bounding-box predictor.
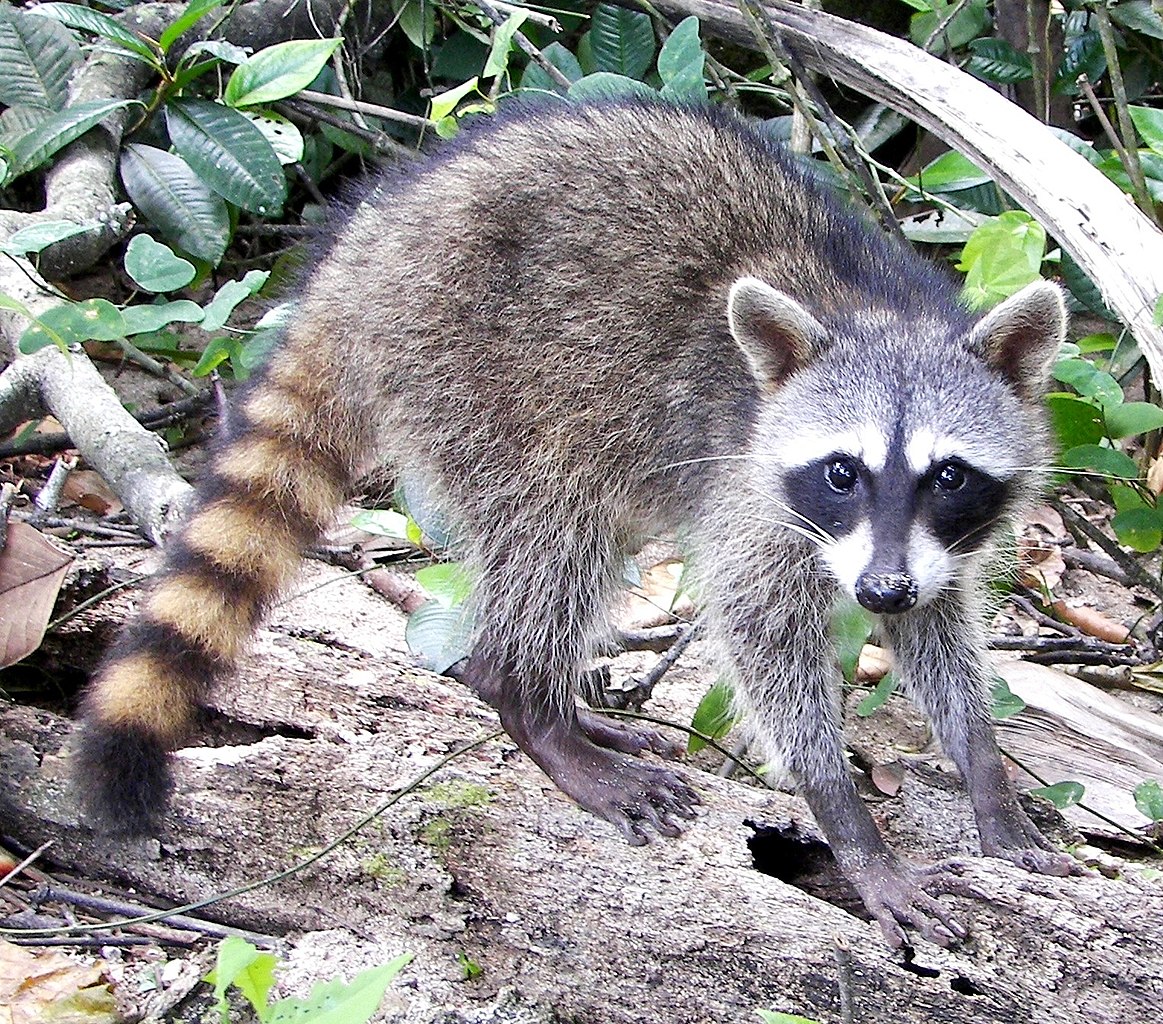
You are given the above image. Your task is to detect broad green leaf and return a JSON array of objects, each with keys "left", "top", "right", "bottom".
[
  {"left": 1098, "top": 151, "right": 1163, "bottom": 203},
  {"left": 1029, "top": 781, "right": 1085, "bottom": 809},
  {"left": 200, "top": 270, "right": 269, "bottom": 331},
  {"left": 350, "top": 508, "right": 411, "bottom": 541},
  {"left": 1104, "top": 401, "right": 1163, "bottom": 439},
  {"left": 429, "top": 77, "right": 481, "bottom": 122},
  {"left": 990, "top": 677, "right": 1026, "bottom": 720},
  {"left": 519, "top": 41, "right": 583, "bottom": 93},
  {"left": 756, "top": 1012, "right": 821, "bottom": 1024},
  {"left": 160, "top": 0, "right": 228, "bottom": 53},
  {"left": 7, "top": 98, "right": 136, "bottom": 180},
  {"left": 396, "top": 476, "right": 458, "bottom": 549},
  {"left": 0, "top": 5, "right": 79, "bottom": 111},
  {"left": 237, "top": 327, "right": 279, "bottom": 374},
  {"left": 832, "top": 599, "right": 873, "bottom": 684},
  {"left": 406, "top": 600, "right": 474, "bottom": 674},
  {"left": 224, "top": 38, "right": 342, "bottom": 107},
  {"left": 267, "top": 954, "right": 413, "bottom": 1024},
  {"left": 1135, "top": 779, "right": 1163, "bottom": 821},
  {"left": 688, "top": 680, "right": 739, "bottom": 753},
  {"left": 192, "top": 335, "right": 241, "bottom": 376},
  {"left": 1053, "top": 28, "right": 1105, "bottom": 95},
  {"left": 19, "top": 298, "right": 126, "bottom": 352},
  {"left": 1060, "top": 444, "right": 1139, "bottom": 480},
  {"left": 124, "top": 234, "right": 197, "bottom": 292},
  {"left": 240, "top": 109, "right": 303, "bottom": 165},
  {"left": 206, "top": 937, "right": 275, "bottom": 1021},
  {"left": 1045, "top": 393, "right": 1105, "bottom": 450},
  {"left": 958, "top": 212, "right": 1045, "bottom": 309},
  {"left": 568, "top": 72, "right": 656, "bottom": 102},
  {"left": 415, "top": 563, "right": 474, "bottom": 607},
  {"left": 119, "top": 143, "right": 230, "bottom": 264},
  {"left": 167, "top": 97, "right": 285, "bottom": 214},
  {"left": 966, "top": 37, "right": 1033, "bottom": 83},
  {"left": 1045, "top": 126, "right": 1103, "bottom": 166},
  {"left": 1131, "top": 105, "right": 1163, "bottom": 155},
  {"left": 1053, "top": 358, "right": 1124, "bottom": 407},
  {"left": 1110, "top": 1, "right": 1163, "bottom": 41},
  {"left": 0, "top": 220, "right": 95, "bottom": 256},
  {"left": 657, "top": 16, "right": 707, "bottom": 103},
  {"left": 1111, "top": 506, "right": 1163, "bottom": 552},
  {"left": 909, "top": 0, "right": 988, "bottom": 52},
  {"left": 1076, "top": 332, "right": 1116, "bottom": 354},
  {"left": 32, "top": 3, "right": 158, "bottom": 63},
  {"left": 1156, "top": 293, "right": 1163, "bottom": 327},
  {"left": 1060, "top": 251, "right": 1114, "bottom": 319},
  {"left": 856, "top": 672, "right": 899, "bottom": 717},
  {"left": 898, "top": 206, "right": 987, "bottom": 245},
  {"left": 122, "top": 300, "right": 204, "bottom": 334},
  {"left": 1111, "top": 483, "right": 1147, "bottom": 513},
  {"left": 905, "top": 150, "right": 991, "bottom": 195},
  {"left": 589, "top": 3, "right": 655, "bottom": 79},
  {"left": 483, "top": 9, "right": 529, "bottom": 78},
  {"left": 390, "top": 0, "right": 436, "bottom": 50}
]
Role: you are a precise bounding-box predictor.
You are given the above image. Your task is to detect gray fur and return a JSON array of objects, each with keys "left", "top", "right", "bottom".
[{"left": 92, "top": 99, "right": 1076, "bottom": 944}]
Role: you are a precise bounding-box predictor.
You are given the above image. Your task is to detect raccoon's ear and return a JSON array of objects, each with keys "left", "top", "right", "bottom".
[
  {"left": 727, "top": 276, "right": 825, "bottom": 390},
  {"left": 968, "top": 280, "right": 1067, "bottom": 403}
]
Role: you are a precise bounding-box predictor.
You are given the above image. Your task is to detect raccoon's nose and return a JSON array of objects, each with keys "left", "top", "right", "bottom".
[{"left": 855, "top": 571, "right": 918, "bottom": 614}]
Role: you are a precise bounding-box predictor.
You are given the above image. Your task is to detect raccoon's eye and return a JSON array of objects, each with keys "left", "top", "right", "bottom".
[
  {"left": 933, "top": 461, "right": 967, "bottom": 492},
  {"left": 825, "top": 457, "right": 859, "bottom": 493}
]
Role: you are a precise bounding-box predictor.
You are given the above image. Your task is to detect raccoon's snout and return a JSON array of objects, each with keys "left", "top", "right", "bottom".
[{"left": 855, "top": 571, "right": 918, "bottom": 614}]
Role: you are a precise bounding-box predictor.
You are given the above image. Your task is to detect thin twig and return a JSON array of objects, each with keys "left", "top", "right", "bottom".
[
  {"left": 296, "top": 89, "right": 431, "bottom": 128},
  {"left": 0, "top": 841, "right": 52, "bottom": 892},
  {"left": 477, "top": 0, "right": 573, "bottom": 90},
  {"left": 1051, "top": 496, "right": 1163, "bottom": 600}
]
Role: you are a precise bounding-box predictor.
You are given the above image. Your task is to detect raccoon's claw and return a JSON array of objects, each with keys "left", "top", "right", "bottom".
[
  {"left": 990, "top": 844, "right": 1089, "bottom": 878},
  {"left": 851, "top": 859, "right": 970, "bottom": 949},
  {"left": 575, "top": 706, "right": 684, "bottom": 759},
  {"left": 978, "top": 804, "right": 1090, "bottom": 876}
]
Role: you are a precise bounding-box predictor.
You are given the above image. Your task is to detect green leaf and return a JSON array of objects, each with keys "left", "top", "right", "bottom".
[
  {"left": 756, "top": 1012, "right": 822, "bottom": 1024},
  {"left": 120, "top": 143, "right": 230, "bottom": 264},
  {"left": 267, "top": 954, "right": 412, "bottom": 1024},
  {"left": 32, "top": 3, "right": 159, "bottom": 63},
  {"left": 1060, "top": 444, "right": 1140, "bottom": 481},
  {"left": 391, "top": 0, "right": 436, "bottom": 50},
  {"left": 1156, "top": 292, "right": 1163, "bottom": 327},
  {"left": 1134, "top": 780, "right": 1163, "bottom": 821},
  {"left": 429, "top": 77, "right": 481, "bottom": 122},
  {"left": 415, "top": 563, "right": 474, "bottom": 608},
  {"left": 1098, "top": 150, "right": 1163, "bottom": 204},
  {"left": 957, "top": 211, "right": 1045, "bottom": 309},
  {"left": 350, "top": 508, "right": 411, "bottom": 541},
  {"left": 160, "top": 0, "right": 228, "bottom": 54},
  {"left": 122, "top": 300, "right": 204, "bottom": 335},
  {"left": 240, "top": 109, "right": 303, "bottom": 165},
  {"left": 1052, "top": 358, "right": 1124, "bottom": 407},
  {"left": 1104, "top": 401, "right": 1163, "bottom": 439},
  {"left": 657, "top": 16, "right": 707, "bottom": 103},
  {"left": 224, "top": 38, "right": 342, "bottom": 107},
  {"left": 1053, "top": 28, "right": 1105, "bottom": 96},
  {"left": 568, "top": 72, "right": 656, "bottom": 102},
  {"left": 1130, "top": 105, "right": 1163, "bottom": 155},
  {"left": 1111, "top": 507, "right": 1163, "bottom": 552},
  {"left": 0, "top": 220, "right": 95, "bottom": 256},
  {"left": 406, "top": 600, "right": 474, "bottom": 674},
  {"left": 1029, "top": 780, "right": 1085, "bottom": 809},
  {"left": 200, "top": 270, "right": 269, "bottom": 331},
  {"left": 1046, "top": 394, "right": 1105, "bottom": 449},
  {"left": 905, "top": 150, "right": 991, "bottom": 195},
  {"left": 589, "top": 3, "right": 655, "bottom": 79},
  {"left": 18, "top": 298, "right": 127, "bottom": 352},
  {"left": 7, "top": 98, "right": 136, "bottom": 180},
  {"left": 0, "top": 5, "right": 79, "bottom": 111},
  {"left": 124, "top": 234, "right": 197, "bottom": 293},
  {"left": 856, "top": 672, "right": 899, "bottom": 717},
  {"left": 519, "top": 41, "right": 583, "bottom": 93},
  {"left": 909, "top": 0, "right": 988, "bottom": 52},
  {"left": 832, "top": 599, "right": 874, "bottom": 684},
  {"left": 167, "top": 97, "right": 286, "bottom": 214},
  {"left": 1110, "top": 1, "right": 1163, "bottom": 41},
  {"left": 483, "top": 9, "right": 529, "bottom": 78},
  {"left": 192, "top": 335, "right": 241, "bottom": 376},
  {"left": 688, "top": 680, "right": 739, "bottom": 753},
  {"left": 966, "top": 37, "right": 1033, "bottom": 83},
  {"left": 990, "top": 676, "right": 1026, "bottom": 720},
  {"left": 206, "top": 937, "right": 273, "bottom": 1022}
]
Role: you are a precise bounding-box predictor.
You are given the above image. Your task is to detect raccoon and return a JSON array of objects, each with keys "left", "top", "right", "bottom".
[{"left": 77, "top": 98, "right": 1077, "bottom": 947}]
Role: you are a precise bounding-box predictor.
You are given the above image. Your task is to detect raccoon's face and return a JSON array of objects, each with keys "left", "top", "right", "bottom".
[
  {"left": 726, "top": 274, "right": 1067, "bottom": 614},
  {"left": 779, "top": 425, "right": 1014, "bottom": 612}
]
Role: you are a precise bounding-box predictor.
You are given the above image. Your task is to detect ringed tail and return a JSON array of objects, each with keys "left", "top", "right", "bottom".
[{"left": 76, "top": 340, "right": 366, "bottom": 833}]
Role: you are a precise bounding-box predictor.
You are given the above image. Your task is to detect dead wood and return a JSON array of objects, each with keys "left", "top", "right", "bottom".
[{"left": 0, "top": 558, "right": 1160, "bottom": 1023}]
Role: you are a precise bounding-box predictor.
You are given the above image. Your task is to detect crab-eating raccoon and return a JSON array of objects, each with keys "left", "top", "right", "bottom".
[{"left": 77, "top": 98, "right": 1079, "bottom": 947}]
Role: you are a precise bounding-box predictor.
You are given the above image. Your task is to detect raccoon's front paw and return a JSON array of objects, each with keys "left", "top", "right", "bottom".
[
  {"left": 850, "top": 858, "right": 972, "bottom": 949},
  {"left": 978, "top": 806, "right": 1088, "bottom": 877},
  {"left": 575, "top": 706, "right": 684, "bottom": 759}
]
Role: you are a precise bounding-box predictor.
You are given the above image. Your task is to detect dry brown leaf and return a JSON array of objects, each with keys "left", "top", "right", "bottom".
[
  {"left": 1023, "top": 503, "right": 1066, "bottom": 537},
  {"left": 870, "top": 763, "right": 903, "bottom": 796},
  {"left": 1017, "top": 537, "right": 1066, "bottom": 592},
  {"left": 0, "top": 522, "right": 73, "bottom": 669},
  {"left": 0, "top": 939, "right": 116, "bottom": 1024},
  {"left": 623, "top": 558, "right": 692, "bottom": 629},
  {"left": 1049, "top": 600, "right": 1131, "bottom": 644},
  {"left": 1148, "top": 456, "right": 1163, "bottom": 496},
  {"left": 60, "top": 471, "right": 122, "bottom": 516}
]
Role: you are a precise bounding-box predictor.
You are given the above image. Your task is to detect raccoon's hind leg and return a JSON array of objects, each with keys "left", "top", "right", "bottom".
[
  {"left": 882, "top": 593, "right": 1085, "bottom": 877},
  {"left": 458, "top": 512, "right": 699, "bottom": 845},
  {"left": 76, "top": 358, "right": 364, "bottom": 833}
]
